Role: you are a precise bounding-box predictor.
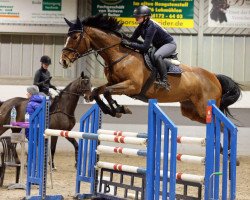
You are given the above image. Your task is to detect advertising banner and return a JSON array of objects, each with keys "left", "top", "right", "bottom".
[
  {"left": 0, "top": 0, "right": 77, "bottom": 25},
  {"left": 92, "top": 0, "right": 194, "bottom": 28}
]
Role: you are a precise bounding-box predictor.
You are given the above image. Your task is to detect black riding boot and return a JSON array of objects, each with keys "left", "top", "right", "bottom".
[{"left": 155, "top": 56, "right": 170, "bottom": 90}]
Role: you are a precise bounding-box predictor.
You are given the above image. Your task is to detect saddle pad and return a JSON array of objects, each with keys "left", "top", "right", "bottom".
[
  {"left": 167, "top": 63, "right": 182, "bottom": 74},
  {"left": 144, "top": 53, "right": 182, "bottom": 75}
]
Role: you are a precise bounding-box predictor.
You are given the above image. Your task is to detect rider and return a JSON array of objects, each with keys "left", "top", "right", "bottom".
[
  {"left": 121, "top": 5, "right": 177, "bottom": 90},
  {"left": 33, "top": 55, "right": 57, "bottom": 96}
]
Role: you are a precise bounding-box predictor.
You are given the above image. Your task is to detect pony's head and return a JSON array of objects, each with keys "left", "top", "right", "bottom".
[
  {"left": 72, "top": 71, "right": 92, "bottom": 102},
  {"left": 57, "top": 71, "right": 92, "bottom": 102},
  {"left": 60, "top": 17, "right": 91, "bottom": 68}
]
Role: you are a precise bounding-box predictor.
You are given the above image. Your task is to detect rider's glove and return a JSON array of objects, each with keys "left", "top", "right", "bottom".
[
  {"left": 121, "top": 39, "right": 131, "bottom": 47},
  {"left": 51, "top": 85, "right": 57, "bottom": 90}
]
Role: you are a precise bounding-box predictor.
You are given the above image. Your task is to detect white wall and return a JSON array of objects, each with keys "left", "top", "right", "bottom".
[{"left": 0, "top": 85, "right": 249, "bottom": 108}]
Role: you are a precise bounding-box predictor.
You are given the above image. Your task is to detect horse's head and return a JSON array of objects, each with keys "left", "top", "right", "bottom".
[
  {"left": 61, "top": 71, "right": 92, "bottom": 102},
  {"left": 60, "top": 17, "right": 91, "bottom": 69},
  {"left": 74, "top": 71, "right": 92, "bottom": 102},
  {"left": 60, "top": 14, "right": 125, "bottom": 69}
]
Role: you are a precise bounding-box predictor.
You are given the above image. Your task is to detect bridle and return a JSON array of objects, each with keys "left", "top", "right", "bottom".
[
  {"left": 61, "top": 77, "right": 91, "bottom": 96},
  {"left": 62, "top": 31, "right": 86, "bottom": 63},
  {"left": 50, "top": 77, "right": 91, "bottom": 118},
  {"left": 62, "top": 29, "right": 129, "bottom": 68}
]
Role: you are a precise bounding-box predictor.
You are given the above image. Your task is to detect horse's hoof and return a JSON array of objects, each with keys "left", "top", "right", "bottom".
[
  {"left": 115, "top": 113, "right": 122, "bottom": 118},
  {"left": 52, "top": 166, "right": 57, "bottom": 171},
  {"left": 236, "top": 158, "right": 240, "bottom": 166},
  {"left": 123, "top": 106, "right": 132, "bottom": 114}
]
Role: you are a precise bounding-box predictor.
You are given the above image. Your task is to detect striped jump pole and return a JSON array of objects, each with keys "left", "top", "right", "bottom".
[
  {"left": 98, "top": 129, "right": 206, "bottom": 146},
  {"left": 97, "top": 145, "right": 205, "bottom": 165},
  {"left": 96, "top": 161, "right": 204, "bottom": 184},
  {"left": 97, "top": 129, "right": 148, "bottom": 138},
  {"left": 45, "top": 129, "right": 147, "bottom": 145}
]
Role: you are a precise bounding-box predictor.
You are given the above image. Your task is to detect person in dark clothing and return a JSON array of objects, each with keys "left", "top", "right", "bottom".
[
  {"left": 121, "top": 5, "right": 177, "bottom": 90},
  {"left": 33, "top": 55, "right": 57, "bottom": 96}
]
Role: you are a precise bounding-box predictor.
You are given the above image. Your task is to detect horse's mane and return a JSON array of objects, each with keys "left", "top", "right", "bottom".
[
  {"left": 82, "top": 14, "right": 124, "bottom": 37},
  {"left": 49, "top": 82, "right": 73, "bottom": 113}
]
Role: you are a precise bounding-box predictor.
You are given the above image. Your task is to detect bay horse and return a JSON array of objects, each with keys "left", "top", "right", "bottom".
[
  {"left": 59, "top": 14, "right": 241, "bottom": 125},
  {"left": 0, "top": 72, "right": 91, "bottom": 168}
]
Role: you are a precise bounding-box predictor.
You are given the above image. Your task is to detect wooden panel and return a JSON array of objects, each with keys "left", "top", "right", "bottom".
[
  {"left": 0, "top": 35, "right": 11, "bottom": 76},
  {"left": 54, "top": 36, "right": 65, "bottom": 77},
  {"left": 202, "top": 36, "right": 213, "bottom": 71},
  {"left": 22, "top": 35, "right": 33, "bottom": 77},
  {"left": 222, "top": 36, "right": 234, "bottom": 77},
  {"left": 245, "top": 37, "right": 250, "bottom": 81},
  {"left": 211, "top": 36, "right": 223, "bottom": 74},
  {"left": 11, "top": 35, "right": 22, "bottom": 76},
  {"left": 233, "top": 37, "right": 245, "bottom": 81},
  {"left": 32, "top": 35, "right": 43, "bottom": 76}
]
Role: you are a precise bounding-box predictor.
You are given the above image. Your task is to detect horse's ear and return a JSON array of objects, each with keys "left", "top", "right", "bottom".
[
  {"left": 76, "top": 17, "right": 82, "bottom": 27},
  {"left": 81, "top": 71, "right": 84, "bottom": 78},
  {"left": 64, "top": 18, "right": 74, "bottom": 27}
]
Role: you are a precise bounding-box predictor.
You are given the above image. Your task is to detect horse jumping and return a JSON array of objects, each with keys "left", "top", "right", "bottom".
[{"left": 59, "top": 14, "right": 241, "bottom": 124}]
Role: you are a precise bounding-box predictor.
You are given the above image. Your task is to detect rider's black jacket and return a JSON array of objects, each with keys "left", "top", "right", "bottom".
[
  {"left": 129, "top": 19, "right": 174, "bottom": 53},
  {"left": 33, "top": 67, "right": 55, "bottom": 95}
]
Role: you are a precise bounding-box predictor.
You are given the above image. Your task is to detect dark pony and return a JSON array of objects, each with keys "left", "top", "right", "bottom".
[{"left": 0, "top": 72, "right": 92, "bottom": 168}]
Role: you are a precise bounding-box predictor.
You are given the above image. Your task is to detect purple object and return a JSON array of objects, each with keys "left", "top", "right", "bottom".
[{"left": 11, "top": 122, "right": 29, "bottom": 128}]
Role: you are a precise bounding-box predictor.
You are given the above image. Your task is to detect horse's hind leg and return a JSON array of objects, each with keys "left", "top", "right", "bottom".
[
  {"left": 66, "top": 137, "right": 78, "bottom": 167},
  {"left": 180, "top": 101, "right": 206, "bottom": 124}
]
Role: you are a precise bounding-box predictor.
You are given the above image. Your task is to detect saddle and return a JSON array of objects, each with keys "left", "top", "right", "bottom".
[
  {"left": 132, "top": 48, "right": 182, "bottom": 102},
  {"left": 144, "top": 47, "right": 182, "bottom": 75}
]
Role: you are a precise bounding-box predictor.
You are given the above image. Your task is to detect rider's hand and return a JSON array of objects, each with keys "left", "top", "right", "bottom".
[
  {"left": 121, "top": 39, "right": 131, "bottom": 47},
  {"left": 51, "top": 85, "right": 57, "bottom": 90}
]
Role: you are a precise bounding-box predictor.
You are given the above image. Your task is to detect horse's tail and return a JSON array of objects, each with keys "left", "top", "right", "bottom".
[{"left": 216, "top": 74, "right": 242, "bottom": 118}]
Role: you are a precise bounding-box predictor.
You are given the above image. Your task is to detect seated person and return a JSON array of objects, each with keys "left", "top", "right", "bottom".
[{"left": 25, "top": 85, "right": 44, "bottom": 139}]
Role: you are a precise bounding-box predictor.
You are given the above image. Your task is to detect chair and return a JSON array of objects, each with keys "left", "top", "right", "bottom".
[
  {"left": 0, "top": 136, "right": 20, "bottom": 186},
  {"left": 0, "top": 151, "right": 5, "bottom": 186}
]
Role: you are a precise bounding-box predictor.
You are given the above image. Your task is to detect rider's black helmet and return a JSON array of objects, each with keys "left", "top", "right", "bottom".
[
  {"left": 40, "top": 55, "right": 51, "bottom": 65},
  {"left": 133, "top": 6, "right": 151, "bottom": 17}
]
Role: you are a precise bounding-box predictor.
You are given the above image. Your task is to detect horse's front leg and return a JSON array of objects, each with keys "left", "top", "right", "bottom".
[
  {"left": 91, "top": 85, "right": 118, "bottom": 117},
  {"left": 103, "top": 80, "right": 141, "bottom": 116},
  {"left": 50, "top": 136, "right": 58, "bottom": 170},
  {"left": 103, "top": 88, "right": 132, "bottom": 117},
  {"left": 65, "top": 137, "right": 78, "bottom": 168}
]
